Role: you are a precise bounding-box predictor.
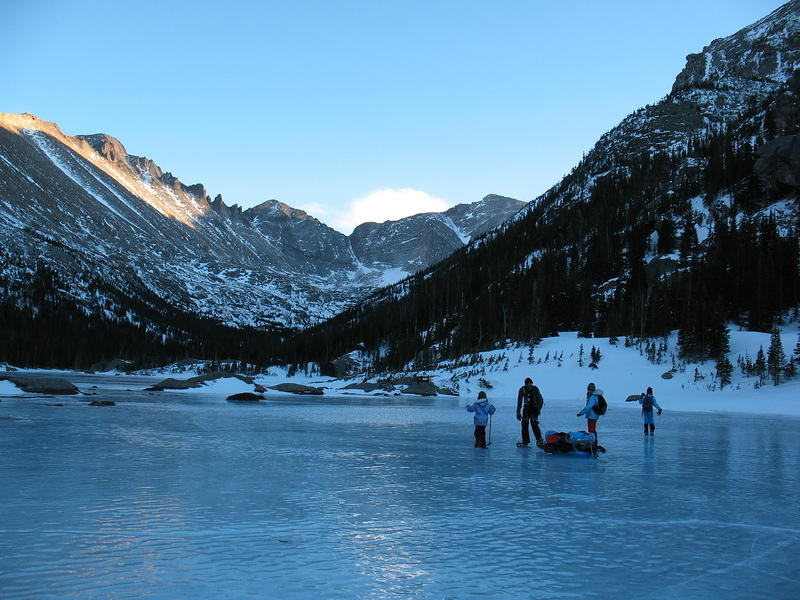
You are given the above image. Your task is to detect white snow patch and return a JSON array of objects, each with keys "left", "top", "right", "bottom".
[
  {"left": 163, "top": 376, "right": 260, "bottom": 397},
  {"left": 438, "top": 215, "right": 470, "bottom": 244},
  {"left": 0, "top": 380, "right": 26, "bottom": 395}
]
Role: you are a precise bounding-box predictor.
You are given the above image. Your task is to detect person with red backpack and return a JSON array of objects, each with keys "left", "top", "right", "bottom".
[{"left": 626, "top": 386, "right": 662, "bottom": 435}]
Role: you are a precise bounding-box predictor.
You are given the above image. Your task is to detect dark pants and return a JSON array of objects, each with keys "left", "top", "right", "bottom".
[
  {"left": 474, "top": 425, "right": 487, "bottom": 447},
  {"left": 644, "top": 423, "right": 655, "bottom": 433},
  {"left": 521, "top": 412, "right": 542, "bottom": 445}
]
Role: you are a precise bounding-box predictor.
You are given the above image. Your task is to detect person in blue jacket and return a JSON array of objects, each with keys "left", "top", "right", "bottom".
[
  {"left": 466, "top": 391, "right": 496, "bottom": 448},
  {"left": 626, "top": 386, "right": 662, "bottom": 435},
  {"left": 577, "top": 382, "right": 602, "bottom": 442}
]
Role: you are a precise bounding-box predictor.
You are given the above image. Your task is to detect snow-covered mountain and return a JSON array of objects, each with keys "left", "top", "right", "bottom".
[
  {"left": 0, "top": 113, "right": 522, "bottom": 332},
  {"left": 290, "top": 0, "right": 800, "bottom": 373}
]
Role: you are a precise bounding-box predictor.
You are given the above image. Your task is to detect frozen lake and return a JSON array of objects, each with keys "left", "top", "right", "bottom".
[{"left": 1, "top": 374, "right": 799, "bottom": 599}]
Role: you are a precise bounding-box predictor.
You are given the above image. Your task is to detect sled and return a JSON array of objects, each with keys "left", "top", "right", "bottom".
[{"left": 542, "top": 429, "right": 606, "bottom": 457}]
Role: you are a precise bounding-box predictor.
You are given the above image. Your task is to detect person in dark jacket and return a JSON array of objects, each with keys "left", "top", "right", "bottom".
[
  {"left": 466, "top": 391, "right": 496, "bottom": 448},
  {"left": 516, "top": 377, "right": 544, "bottom": 447}
]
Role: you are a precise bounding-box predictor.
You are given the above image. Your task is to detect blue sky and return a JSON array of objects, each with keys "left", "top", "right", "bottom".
[{"left": 1, "top": 0, "right": 788, "bottom": 233}]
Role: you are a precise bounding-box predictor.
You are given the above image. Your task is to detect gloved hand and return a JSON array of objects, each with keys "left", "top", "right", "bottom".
[
  {"left": 516, "top": 413, "right": 522, "bottom": 421},
  {"left": 576, "top": 413, "right": 581, "bottom": 417},
  {"left": 657, "top": 408, "right": 662, "bottom": 416}
]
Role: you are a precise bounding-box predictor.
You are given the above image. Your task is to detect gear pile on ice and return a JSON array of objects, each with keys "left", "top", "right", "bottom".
[{"left": 542, "top": 430, "right": 606, "bottom": 457}]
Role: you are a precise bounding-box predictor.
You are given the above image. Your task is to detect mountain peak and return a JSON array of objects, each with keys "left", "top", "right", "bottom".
[
  {"left": 672, "top": 0, "right": 800, "bottom": 93},
  {"left": 78, "top": 133, "right": 129, "bottom": 164},
  {"left": 247, "top": 199, "right": 320, "bottom": 223}
]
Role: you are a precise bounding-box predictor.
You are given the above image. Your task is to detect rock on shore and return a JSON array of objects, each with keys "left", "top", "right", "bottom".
[{"left": 0, "top": 375, "right": 79, "bottom": 395}]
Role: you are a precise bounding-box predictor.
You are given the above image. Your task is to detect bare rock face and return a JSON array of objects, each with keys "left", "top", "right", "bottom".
[
  {"left": 594, "top": 2, "right": 800, "bottom": 161},
  {"left": 349, "top": 195, "right": 524, "bottom": 272},
  {"left": 755, "top": 134, "right": 800, "bottom": 191},
  {"left": 350, "top": 214, "right": 464, "bottom": 272},
  {"left": 673, "top": 2, "right": 800, "bottom": 93}
]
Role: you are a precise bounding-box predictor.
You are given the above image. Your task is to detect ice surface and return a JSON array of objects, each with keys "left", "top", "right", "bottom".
[{"left": 1, "top": 374, "right": 799, "bottom": 599}]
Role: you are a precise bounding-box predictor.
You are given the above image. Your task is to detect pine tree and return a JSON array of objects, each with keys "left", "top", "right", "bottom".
[
  {"left": 754, "top": 346, "right": 767, "bottom": 386},
  {"left": 590, "top": 345, "right": 601, "bottom": 364},
  {"left": 794, "top": 329, "right": 800, "bottom": 367},
  {"left": 716, "top": 356, "right": 733, "bottom": 389},
  {"left": 767, "top": 328, "right": 786, "bottom": 386}
]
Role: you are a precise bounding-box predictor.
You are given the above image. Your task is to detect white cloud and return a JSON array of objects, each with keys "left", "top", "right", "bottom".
[{"left": 331, "top": 188, "right": 452, "bottom": 234}]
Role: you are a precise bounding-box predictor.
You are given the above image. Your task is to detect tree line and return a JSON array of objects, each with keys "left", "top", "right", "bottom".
[
  {"left": 286, "top": 83, "right": 800, "bottom": 374},
  {"left": 0, "top": 262, "right": 286, "bottom": 370}
]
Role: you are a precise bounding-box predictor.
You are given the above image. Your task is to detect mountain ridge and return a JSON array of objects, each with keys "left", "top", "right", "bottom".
[
  {"left": 0, "top": 112, "right": 523, "bottom": 367},
  {"left": 287, "top": 0, "right": 800, "bottom": 374}
]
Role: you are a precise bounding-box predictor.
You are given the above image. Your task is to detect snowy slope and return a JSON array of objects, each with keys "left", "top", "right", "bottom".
[
  {"left": 0, "top": 113, "right": 521, "bottom": 331},
  {"left": 254, "top": 327, "right": 799, "bottom": 416}
]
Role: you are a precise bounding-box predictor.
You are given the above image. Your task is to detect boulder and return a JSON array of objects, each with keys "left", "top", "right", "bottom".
[
  {"left": 145, "top": 377, "right": 196, "bottom": 391},
  {"left": 226, "top": 392, "right": 265, "bottom": 402},
  {"left": 401, "top": 381, "right": 438, "bottom": 396},
  {"left": 341, "top": 377, "right": 454, "bottom": 396},
  {"left": 331, "top": 356, "right": 359, "bottom": 378},
  {"left": 145, "top": 372, "right": 256, "bottom": 391},
  {"left": 0, "top": 375, "right": 79, "bottom": 395},
  {"left": 268, "top": 383, "right": 324, "bottom": 395},
  {"left": 88, "top": 400, "right": 116, "bottom": 406},
  {"left": 341, "top": 382, "right": 393, "bottom": 392},
  {"left": 436, "top": 386, "right": 459, "bottom": 396}
]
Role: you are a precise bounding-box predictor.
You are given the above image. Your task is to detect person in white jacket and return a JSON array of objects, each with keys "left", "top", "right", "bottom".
[{"left": 466, "top": 391, "right": 496, "bottom": 448}]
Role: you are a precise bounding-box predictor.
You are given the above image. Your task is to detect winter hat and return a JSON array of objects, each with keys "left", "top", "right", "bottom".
[
  {"left": 646, "top": 387, "right": 653, "bottom": 394},
  {"left": 587, "top": 382, "right": 596, "bottom": 391},
  {"left": 477, "top": 391, "right": 487, "bottom": 399},
  {"left": 524, "top": 377, "right": 533, "bottom": 384}
]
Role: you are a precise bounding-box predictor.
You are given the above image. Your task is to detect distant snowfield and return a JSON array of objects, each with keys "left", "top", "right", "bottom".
[
  {"left": 410, "top": 329, "right": 800, "bottom": 417},
  {"left": 3, "top": 327, "right": 799, "bottom": 416},
  {"left": 281, "top": 327, "right": 800, "bottom": 417}
]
